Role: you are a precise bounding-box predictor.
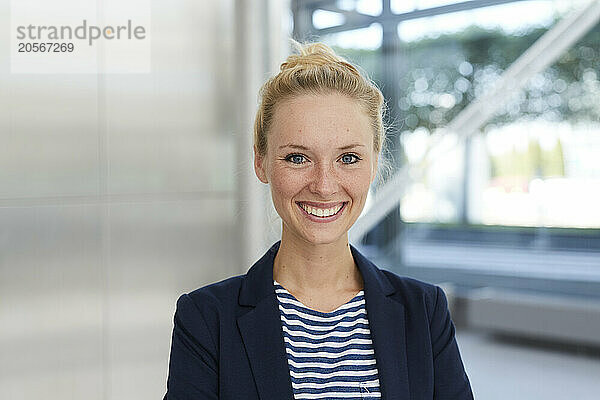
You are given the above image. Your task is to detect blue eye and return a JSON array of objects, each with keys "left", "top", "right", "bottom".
[
  {"left": 283, "top": 153, "right": 362, "bottom": 165},
  {"left": 285, "top": 154, "right": 306, "bottom": 164},
  {"left": 341, "top": 154, "right": 361, "bottom": 164}
]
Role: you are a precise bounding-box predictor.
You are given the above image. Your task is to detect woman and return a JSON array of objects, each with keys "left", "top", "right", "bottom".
[{"left": 164, "top": 41, "right": 474, "bottom": 400}]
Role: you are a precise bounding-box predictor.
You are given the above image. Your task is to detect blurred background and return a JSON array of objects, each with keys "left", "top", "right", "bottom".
[{"left": 1, "top": 0, "right": 599, "bottom": 399}]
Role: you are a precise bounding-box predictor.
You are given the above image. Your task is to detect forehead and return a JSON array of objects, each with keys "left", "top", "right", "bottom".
[{"left": 269, "top": 92, "right": 372, "bottom": 148}]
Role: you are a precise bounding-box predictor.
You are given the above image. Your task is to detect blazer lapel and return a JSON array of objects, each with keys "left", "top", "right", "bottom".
[
  {"left": 350, "top": 244, "right": 411, "bottom": 400},
  {"left": 237, "top": 242, "right": 295, "bottom": 400},
  {"left": 236, "top": 240, "right": 411, "bottom": 400}
]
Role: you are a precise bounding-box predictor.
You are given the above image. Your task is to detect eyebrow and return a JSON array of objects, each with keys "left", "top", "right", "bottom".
[{"left": 279, "top": 143, "right": 365, "bottom": 150}]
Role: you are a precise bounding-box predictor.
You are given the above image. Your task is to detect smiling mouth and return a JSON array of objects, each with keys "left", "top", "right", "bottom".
[{"left": 296, "top": 201, "right": 347, "bottom": 218}]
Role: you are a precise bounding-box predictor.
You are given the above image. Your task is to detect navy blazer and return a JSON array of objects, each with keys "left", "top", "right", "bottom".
[{"left": 164, "top": 240, "right": 474, "bottom": 399}]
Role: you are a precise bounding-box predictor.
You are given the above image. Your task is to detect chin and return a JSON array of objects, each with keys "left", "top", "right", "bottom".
[{"left": 300, "top": 231, "right": 348, "bottom": 246}]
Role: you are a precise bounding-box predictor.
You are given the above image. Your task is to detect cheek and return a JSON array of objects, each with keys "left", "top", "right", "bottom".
[
  {"left": 269, "top": 169, "right": 305, "bottom": 201},
  {"left": 344, "top": 169, "right": 373, "bottom": 194}
]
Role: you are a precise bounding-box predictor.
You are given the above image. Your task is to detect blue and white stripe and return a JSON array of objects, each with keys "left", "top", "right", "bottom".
[{"left": 274, "top": 280, "right": 381, "bottom": 399}]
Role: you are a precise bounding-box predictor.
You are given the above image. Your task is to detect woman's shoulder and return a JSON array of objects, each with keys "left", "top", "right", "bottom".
[
  {"left": 380, "top": 268, "right": 438, "bottom": 296},
  {"left": 181, "top": 274, "right": 246, "bottom": 311},
  {"left": 173, "top": 260, "right": 445, "bottom": 324},
  {"left": 376, "top": 268, "right": 445, "bottom": 319}
]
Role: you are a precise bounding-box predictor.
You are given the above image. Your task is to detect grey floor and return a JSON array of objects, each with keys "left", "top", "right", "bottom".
[{"left": 456, "top": 329, "right": 600, "bottom": 400}]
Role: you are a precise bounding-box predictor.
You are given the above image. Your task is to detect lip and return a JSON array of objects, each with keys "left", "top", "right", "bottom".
[
  {"left": 296, "top": 201, "right": 346, "bottom": 208},
  {"left": 296, "top": 201, "right": 347, "bottom": 223}
]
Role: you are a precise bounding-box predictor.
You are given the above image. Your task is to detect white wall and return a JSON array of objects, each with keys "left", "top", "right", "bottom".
[{"left": 0, "top": 0, "right": 287, "bottom": 398}]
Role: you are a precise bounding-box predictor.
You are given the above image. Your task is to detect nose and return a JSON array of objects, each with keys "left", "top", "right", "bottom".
[{"left": 309, "top": 162, "right": 339, "bottom": 197}]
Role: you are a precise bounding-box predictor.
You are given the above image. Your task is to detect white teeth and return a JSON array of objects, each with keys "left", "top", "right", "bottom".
[{"left": 300, "top": 203, "right": 343, "bottom": 217}]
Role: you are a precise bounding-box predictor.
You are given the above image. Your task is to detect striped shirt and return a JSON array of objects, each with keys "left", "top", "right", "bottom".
[{"left": 274, "top": 280, "right": 381, "bottom": 399}]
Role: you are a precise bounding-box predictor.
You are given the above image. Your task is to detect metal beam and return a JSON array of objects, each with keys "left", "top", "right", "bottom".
[
  {"left": 292, "top": 0, "right": 317, "bottom": 40},
  {"left": 349, "top": 0, "right": 600, "bottom": 243},
  {"left": 314, "top": 0, "right": 533, "bottom": 36},
  {"left": 446, "top": 0, "right": 600, "bottom": 141}
]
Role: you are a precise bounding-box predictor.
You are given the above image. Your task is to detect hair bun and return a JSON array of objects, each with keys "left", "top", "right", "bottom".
[{"left": 279, "top": 41, "right": 361, "bottom": 77}]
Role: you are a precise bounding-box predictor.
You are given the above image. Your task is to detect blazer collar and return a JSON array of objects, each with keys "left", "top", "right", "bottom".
[
  {"left": 236, "top": 240, "right": 410, "bottom": 400},
  {"left": 238, "top": 240, "right": 395, "bottom": 306}
]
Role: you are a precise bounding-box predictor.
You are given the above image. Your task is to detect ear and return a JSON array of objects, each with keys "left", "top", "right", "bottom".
[{"left": 253, "top": 146, "right": 269, "bottom": 184}]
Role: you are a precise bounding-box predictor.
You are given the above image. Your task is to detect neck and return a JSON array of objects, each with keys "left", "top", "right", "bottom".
[{"left": 272, "top": 226, "right": 363, "bottom": 295}]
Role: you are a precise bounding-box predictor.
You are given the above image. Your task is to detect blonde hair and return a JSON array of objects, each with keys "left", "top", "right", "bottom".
[{"left": 253, "top": 41, "right": 387, "bottom": 163}]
